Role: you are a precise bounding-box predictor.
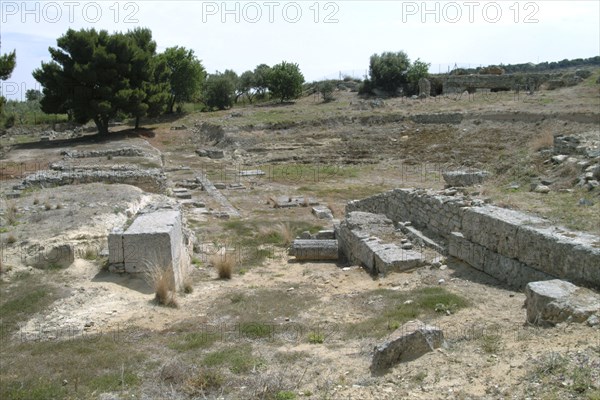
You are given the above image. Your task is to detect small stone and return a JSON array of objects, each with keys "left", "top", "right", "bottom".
[
  {"left": 551, "top": 155, "right": 568, "bottom": 164},
  {"left": 587, "top": 315, "right": 599, "bottom": 327},
  {"left": 438, "top": 279, "right": 445, "bottom": 285},
  {"left": 439, "top": 265, "right": 448, "bottom": 271},
  {"left": 534, "top": 185, "right": 551, "bottom": 194},
  {"left": 578, "top": 198, "right": 594, "bottom": 207},
  {"left": 401, "top": 243, "right": 413, "bottom": 250}
]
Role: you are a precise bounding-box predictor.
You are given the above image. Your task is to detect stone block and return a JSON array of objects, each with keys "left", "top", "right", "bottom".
[
  {"left": 109, "top": 209, "right": 189, "bottom": 291},
  {"left": 288, "top": 239, "right": 338, "bottom": 261},
  {"left": 525, "top": 280, "right": 600, "bottom": 325},
  {"left": 371, "top": 320, "right": 444, "bottom": 373},
  {"left": 312, "top": 206, "right": 333, "bottom": 220},
  {"left": 442, "top": 170, "right": 490, "bottom": 187}
]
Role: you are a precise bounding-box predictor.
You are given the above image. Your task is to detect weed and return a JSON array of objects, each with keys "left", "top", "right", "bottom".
[
  {"left": 83, "top": 248, "right": 97, "bottom": 260},
  {"left": 481, "top": 328, "right": 503, "bottom": 354},
  {"left": 5, "top": 234, "right": 16, "bottom": 244},
  {"left": 413, "top": 371, "right": 427, "bottom": 383},
  {"left": 33, "top": 197, "right": 39, "bottom": 205},
  {"left": 44, "top": 201, "right": 52, "bottom": 211},
  {"left": 308, "top": 332, "right": 324, "bottom": 344},
  {"left": 55, "top": 203, "right": 63, "bottom": 210},
  {"left": 185, "top": 368, "right": 225, "bottom": 394},
  {"left": 276, "top": 391, "right": 297, "bottom": 400}
]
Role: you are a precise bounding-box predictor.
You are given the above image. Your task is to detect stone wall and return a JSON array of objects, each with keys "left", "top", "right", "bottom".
[
  {"left": 20, "top": 168, "right": 167, "bottom": 194},
  {"left": 347, "top": 189, "right": 600, "bottom": 289}
]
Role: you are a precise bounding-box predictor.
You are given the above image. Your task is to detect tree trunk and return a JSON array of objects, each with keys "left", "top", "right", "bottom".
[
  {"left": 135, "top": 116, "right": 140, "bottom": 130},
  {"left": 93, "top": 117, "right": 109, "bottom": 135},
  {"left": 167, "top": 96, "right": 176, "bottom": 114}
]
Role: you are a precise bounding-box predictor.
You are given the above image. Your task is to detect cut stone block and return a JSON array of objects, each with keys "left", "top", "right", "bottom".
[
  {"left": 239, "top": 170, "right": 265, "bottom": 176},
  {"left": 525, "top": 280, "right": 600, "bottom": 326},
  {"left": 312, "top": 206, "right": 333, "bottom": 220},
  {"left": 315, "top": 230, "right": 335, "bottom": 240},
  {"left": 374, "top": 246, "right": 425, "bottom": 274},
  {"left": 337, "top": 212, "right": 426, "bottom": 275},
  {"left": 196, "top": 148, "right": 224, "bottom": 159},
  {"left": 108, "top": 209, "right": 189, "bottom": 291},
  {"left": 371, "top": 320, "right": 444, "bottom": 373},
  {"left": 449, "top": 232, "right": 553, "bottom": 288},
  {"left": 442, "top": 170, "right": 490, "bottom": 187},
  {"left": 288, "top": 239, "right": 338, "bottom": 260}
]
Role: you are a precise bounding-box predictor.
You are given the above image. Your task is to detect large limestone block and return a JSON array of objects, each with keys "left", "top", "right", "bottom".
[
  {"left": 371, "top": 320, "right": 444, "bottom": 373},
  {"left": 525, "top": 280, "right": 600, "bottom": 325}
]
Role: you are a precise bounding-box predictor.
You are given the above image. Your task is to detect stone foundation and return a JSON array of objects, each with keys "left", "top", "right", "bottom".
[{"left": 347, "top": 189, "right": 600, "bottom": 289}]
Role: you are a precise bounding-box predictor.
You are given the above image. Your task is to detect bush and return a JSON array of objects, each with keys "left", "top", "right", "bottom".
[
  {"left": 319, "top": 81, "right": 335, "bottom": 102},
  {"left": 3, "top": 114, "right": 15, "bottom": 129}
]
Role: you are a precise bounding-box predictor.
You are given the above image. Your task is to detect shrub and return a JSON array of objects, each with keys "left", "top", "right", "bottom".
[{"left": 319, "top": 81, "right": 335, "bottom": 102}]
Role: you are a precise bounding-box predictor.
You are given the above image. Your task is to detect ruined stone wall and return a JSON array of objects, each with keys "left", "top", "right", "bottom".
[{"left": 347, "top": 189, "right": 600, "bottom": 289}]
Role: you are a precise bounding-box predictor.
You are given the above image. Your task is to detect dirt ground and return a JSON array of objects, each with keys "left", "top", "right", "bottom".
[{"left": 1, "top": 74, "right": 599, "bottom": 399}]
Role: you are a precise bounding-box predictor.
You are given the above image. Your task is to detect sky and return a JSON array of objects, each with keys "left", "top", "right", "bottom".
[{"left": 1, "top": 0, "right": 599, "bottom": 100}]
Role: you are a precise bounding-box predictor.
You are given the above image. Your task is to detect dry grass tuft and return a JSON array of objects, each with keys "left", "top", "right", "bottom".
[
  {"left": 6, "top": 234, "right": 17, "bottom": 244},
  {"left": 276, "top": 222, "right": 293, "bottom": 247},
  {"left": 211, "top": 253, "right": 235, "bottom": 280},
  {"left": 6, "top": 201, "right": 18, "bottom": 225},
  {"left": 183, "top": 278, "right": 193, "bottom": 294},
  {"left": 146, "top": 263, "right": 179, "bottom": 308},
  {"left": 529, "top": 130, "right": 554, "bottom": 151}
]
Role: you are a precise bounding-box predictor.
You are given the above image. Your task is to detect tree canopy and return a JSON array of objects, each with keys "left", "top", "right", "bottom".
[
  {"left": 203, "top": 73, "right": 235, "bottom": 110},
  {"left": 369, "top": 51, "right": 411, "bottom": 95},
  {"left": 0, "top": 50, "right": 16, "bottom": 116},
  {"left": 267, "top": 61, "right": 304, "bottom": 102},
  {"left": 158, "top": 46, "right": 205, "bottom": 113},
  {"left": 0, "top": 50, "right": 16, "bottom": 81},
  {"left": 33, "top": 28, "right": 169, "bottom": 134}
]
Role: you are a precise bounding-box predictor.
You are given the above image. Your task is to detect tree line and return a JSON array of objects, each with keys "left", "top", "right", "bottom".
[{"left": 24, "top": 28, "right": 305, "bottom": 134}]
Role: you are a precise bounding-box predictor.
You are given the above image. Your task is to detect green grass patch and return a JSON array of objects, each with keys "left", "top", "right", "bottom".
[
  {"left": 0, "top": 274, "right": 63, "bottom": 336},
  {"left": 203, "top": 344, "right": 264, "bottom": 374},
  {"left": 344, "top": 287, "right": 469, "bottom": 339},
  {"left": 1, "top": 333, "right": 146, "bottom": 399},
  {"left": 212, "top": 288, "right": 318, "bottom": 323},
  {"left": 239, "top": 322, "right": 273, "bottom": 339}
]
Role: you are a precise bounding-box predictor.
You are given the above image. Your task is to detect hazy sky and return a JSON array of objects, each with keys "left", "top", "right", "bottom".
[{"left": 1, "top": 0, "right": 599, "bottom": 100}]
